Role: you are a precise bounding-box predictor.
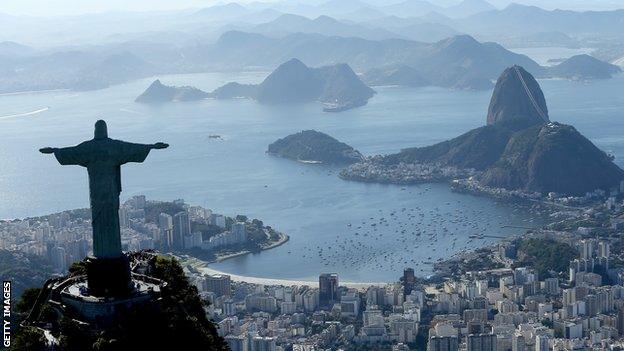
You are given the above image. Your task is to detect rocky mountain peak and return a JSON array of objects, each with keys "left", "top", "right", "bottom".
[{"left": 487, "top": 65, "right": 549, "bottom": 126}]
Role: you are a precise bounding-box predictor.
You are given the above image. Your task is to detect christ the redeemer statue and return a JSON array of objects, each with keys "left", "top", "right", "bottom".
[{"left": 40, "top": 120, "right": 168, "bottom": 260}]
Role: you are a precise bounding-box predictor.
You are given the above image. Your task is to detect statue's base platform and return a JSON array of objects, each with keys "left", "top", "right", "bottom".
[
  {"left": 52, "top": 273, "right": 165, "bottom": 324},
  {"left": 22, "top": 252, "right": 168, "bottom": 329},
  {"left": 86, "top": 255, "right": 132, "bottom": 297}
]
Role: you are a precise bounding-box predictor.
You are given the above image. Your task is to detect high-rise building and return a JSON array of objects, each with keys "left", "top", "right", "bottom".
[
  {"left": 173, "top": 211, "right": 191, "bottom": 249},
  {"left": 303, "top": 289, "right": 318, "bottom": 312},
  {"left": 580, "top": 239, "right": 595, "bottom": 260},
  {"left": 535, "top": 334, "right": 550, "bottom": 351},
  {"left": 543, "top": 278, "right": 559, "bottom": 295},
  {"left": 204, "top": 274, "right": 231, "bottom": 297},
  {"left": 585, "top": 294, "right": 600, "bottom": 317},
  {"left": 183, "top": 232, "right": 203, "bottom": 249},
  {"left": 563, "top": 288, "right": 576, "bottom": 305},
  {"left": 466, "top": 334, "right": 497, "bottom": 351},
  {"left": 231, "top": 222, "right": 247, "bottom": 243},
  {"left": 511, "top": 333, "right": 525, "bottom": 351},
  {"left": 340, "top": 289, "right": 360, "bottom": 317},
  {"left": 403, "top": 267, "right": 416, "bottom": 296},
  {"left": 281, "top": 301, "right": 297, "bottom": 315},
  {"left": 158, "top": 213, "right": 174, "bottom": 247},
  {"left": 51, "top": 246, "right": 67, "bottom": 272},
  {"left": 599, "top": 241, "right": 610, "bottom": 258},
  {"left": 118, "top": 206, "right": 129, "bottom": 228},
  {"left": 250, "top": 336, "right": 277, "bottom": 351},
  {"left": 225, "top": 335, "right": 246, "bottom": 351},
  {"left": 363, "top": 308, "right": 384, "bottom": 327},
  {"left": 428, "top": 336, "right": 459, "bottom": 351},
  {"left": 617, "top": 307, "right": 624, "bottom": 336},
  {"left": 319, "top": 273, "right": 339, "bottom": 308},
  {"left": 211, "top": 214, "right": 226, "bottom": 228},
  {"left": 223, "top": 298, "right": 236, "bottom": 316},
  {"left": 245, "top": 294, "right": 277, "bottom": 313}
]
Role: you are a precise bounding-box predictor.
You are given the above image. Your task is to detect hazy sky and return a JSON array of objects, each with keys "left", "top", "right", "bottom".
[
  {"left": 0, "top": 0, "right": 622, "bottom": 16},
  {"left": 0, "top": 0, "right": 220, "bottom": 16}
]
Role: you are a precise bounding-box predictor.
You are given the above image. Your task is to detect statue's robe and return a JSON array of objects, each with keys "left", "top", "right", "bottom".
[{"left": 54, "top": 138, "right": 152, "bottom": 258}]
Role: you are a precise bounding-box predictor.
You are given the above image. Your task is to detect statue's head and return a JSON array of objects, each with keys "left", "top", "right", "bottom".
[{"left": 94, "top": 120, "right": 108, "bottom": 139}]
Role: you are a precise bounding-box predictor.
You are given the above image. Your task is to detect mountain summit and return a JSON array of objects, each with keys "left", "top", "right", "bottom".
[
  {"left": 210, "top": 58, "right": 375, "bottom": 112},
  {"left": 346, "top": 65, "right": 624, "bottom": 196},
  {"left": 487, "top": 65, "right": 549, "bottom": 126},
  {"left": 256, "top": 58, "right": 325, "bottom": 103}
]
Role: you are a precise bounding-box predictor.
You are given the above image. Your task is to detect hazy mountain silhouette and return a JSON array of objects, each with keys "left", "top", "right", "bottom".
[
  {"left": 547, "top": 54, "right": 621, "bottom": 80},
  {"left": 135, "top": 79, "right": 209, "bottom": 103},
  {"left": 209, "top": 58, "right": 375, "bottom": 111}
]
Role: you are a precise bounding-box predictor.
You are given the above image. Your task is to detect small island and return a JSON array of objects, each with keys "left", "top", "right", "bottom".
[
  {"left": 135, "top": 79, "right": 209, "bottom": 103},
  {"left": 209, "top": 58, "right": 376, "bottom": 112},
  {"left": 268, "top": 130, "right": 364, "bottom": 165},
  {"left": 547, "top": 54, "right": 622, "bottom": 80}
]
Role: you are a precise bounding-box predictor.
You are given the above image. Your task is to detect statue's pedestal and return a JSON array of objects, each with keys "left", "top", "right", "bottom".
[
  {"left": 86, "top": 255, "right": 132, "bottom": 297},
  {"left": 23, "top": 252, "right": 167, "bottom": 329}
]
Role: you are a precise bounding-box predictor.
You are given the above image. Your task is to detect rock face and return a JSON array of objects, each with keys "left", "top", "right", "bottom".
[
  {"left": 480, "top": 122, "right": 624, "bottom": 195},
  {"left": 375, "top": 66, "right": 624, "bottom": 195},
  {"left": 268, "top": 130, "right": 363, "bottom": 164},
  {"left": 486, "top": 65, "right": 549, "bottom": 126},
  {"left": 548, "top": 54, "right": 621, "bottom": 80},
  {"left": 316, "top": 63, "right": 376, "bottom": 108},
  {"left": 135, "top": 79, "right": 209, "bottom": 103},
  {"left": 385, "top": 118, "right": 535, "bottom": 171},
  {"left": 211, "top": 58, "right": 375, "bottom": 111}
]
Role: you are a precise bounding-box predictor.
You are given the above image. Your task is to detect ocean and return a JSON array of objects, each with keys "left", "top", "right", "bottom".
[{"left": 1, "top": 51, "right": 622, "bottom": 281}]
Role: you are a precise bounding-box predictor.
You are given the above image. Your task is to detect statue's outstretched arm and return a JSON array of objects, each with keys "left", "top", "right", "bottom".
[
  {"left": 41, "top": 144, "right": 90, "bottom": 166},
  {"left": 39, "top": 147, "right": 58, "bottom": 154},
  {"left": 151, "top": 142, "right": 169, "bottom": 150},
  {"left": 116, "top": 141, "right": 168, "bottom": 164}
]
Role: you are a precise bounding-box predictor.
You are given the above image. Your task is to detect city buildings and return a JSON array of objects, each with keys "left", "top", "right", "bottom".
[
  {"left": 1, "top": 196, "right": 251, "bottom": 275},
  {"left": 205, "top": 274, "right": 232, "bottom": 297},
  {"left": 319, "top": 273, "right": 339, "bottom": 308},
  {"left": 173, "top": 211, "right": 191, "bottom": 249}
]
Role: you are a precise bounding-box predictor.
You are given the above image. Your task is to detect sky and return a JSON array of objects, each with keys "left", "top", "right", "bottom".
[{"left": 0, "top": 0, "right": 622, "bottom": 16}]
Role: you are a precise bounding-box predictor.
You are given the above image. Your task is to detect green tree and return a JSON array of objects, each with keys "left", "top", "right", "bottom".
[{"left": 11, "top": 327, "right": 48, "bottom": 351}]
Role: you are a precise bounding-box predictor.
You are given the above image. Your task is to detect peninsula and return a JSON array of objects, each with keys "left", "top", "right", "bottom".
[
  {"left": 340, "top": 65, "right": 624, "bottom": 198},
  {"left": 135, "top": 79, "right": 209, "bottom": 103}
]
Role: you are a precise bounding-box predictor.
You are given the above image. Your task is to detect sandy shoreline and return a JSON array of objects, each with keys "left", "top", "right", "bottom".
[{"left": 179, "top": 255, "right": 388, "bottom": 289}]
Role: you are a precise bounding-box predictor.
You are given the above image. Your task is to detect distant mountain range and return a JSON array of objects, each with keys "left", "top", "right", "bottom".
[
  {"left": 204, "top": 32, "right": 542, "bottom": 90},
  {"left": 238, "top": 0, "right": 500, "bottom": 20},
  {"left": 251, "top": 14, "right": 400, "bottom": 41},
  {"left": 454, "top": 4, "right": 624, "bottom": 38},
  {"left": 208, "top": 58, "right": 376, "bottom": 112},
  {"left": 2, "top": 0, "right": 624, "bottom": 95},
  {"left": 2, "top": 27, "right": 619, "bottom": 95},
  {"left": 189, "top": 2, "right": 624, "bottom": 45},
  {"left": 0, "top": 50, "right": 157, "bottom": 93}
]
